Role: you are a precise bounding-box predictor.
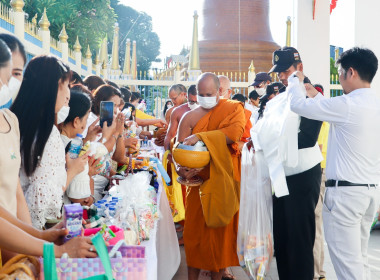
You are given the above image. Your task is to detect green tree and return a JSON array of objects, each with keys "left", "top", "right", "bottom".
[
  {"left": 111, "top": 2, "right": 161, "bottom": 73},
  {"left": 330, "top": 57, "right": 338, "bottom": 81}
]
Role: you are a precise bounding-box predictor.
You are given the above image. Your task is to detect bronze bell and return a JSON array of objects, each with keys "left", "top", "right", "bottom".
[{"left": 199, "top": 0, "right": 280, "bottom": 75}]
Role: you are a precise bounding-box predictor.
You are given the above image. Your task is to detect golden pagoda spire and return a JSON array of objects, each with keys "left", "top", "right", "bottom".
[
  {"left": 32, "top": 14, "right": 37, "bottom": 25},
  {"left": 131, "top": 40, "right": 137, "bottom": 79},
  {"left": 188, "top": 11, "right": 200, "bottom": 70},
  {"left": 334, "top": 47, "right": 340, "bottom": 61},
  {"left": 73, "top": 36, "right": 81, "bottom": 52},
  {"left": 10, "top": 0, "right": 24, "bottom": 12},
  {"left": 58, "top": 24, "right": 68, "bottom": 43},
  {"left": 286, "top": 16, "right": 291, "bottom": 47},
  {"left": 95, "top": 53, "right": 100, "bottom": 65},
  {"left": 39, "top": 8, "right": 50, "bottom": 31},
  {"left": 123, "top": 39, "right": 131, "bottom": 75},
  {"left": 99, "top": 36, "right": 108, "bottom": 66},
  {"left": 249, "top": 60, "right": 255, "bottom": 73},
  {"left": 111, "top": 24, "right": 120, "bottom": 70},
  {"left": 85, "top": 45, "right": 92, "bottom": 59}
]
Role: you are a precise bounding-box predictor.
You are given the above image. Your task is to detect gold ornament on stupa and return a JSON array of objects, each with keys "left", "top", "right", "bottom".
[
  {"left": 39, "top": 8, "right": 50, "bottom": 31},
  {"left": 73, "top": 36, "right": 81, "bottom": 52},
  {"left": 59, "top": 24, "right": 68, "bottom": 43},
  {"left": 86, "top": 45, "right": 92, "bottom": 59},
  {"left": 10, "top": 0, "right": 24, "bottom": 12}
]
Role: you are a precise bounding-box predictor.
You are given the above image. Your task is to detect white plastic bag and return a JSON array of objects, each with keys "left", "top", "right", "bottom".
[{"left": 237, "top": 144, "right": 274, "bottom": 279}]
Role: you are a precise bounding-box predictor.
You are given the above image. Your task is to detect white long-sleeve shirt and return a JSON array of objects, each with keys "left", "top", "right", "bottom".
[{"left": 288, "top": 75, "right": 380, "bottom": 184}]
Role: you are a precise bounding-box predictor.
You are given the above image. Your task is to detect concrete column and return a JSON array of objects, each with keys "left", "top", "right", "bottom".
[
  {"left": 95, "top": 64, "right": 101, "bottom": 76},
  {"left": 75, "top": 51, "right": 82, "bottom": 75},
  {"left": 38, "top": 8, "right": 50, "bottom": 55},
  {"left": 61, "top": 43, "right": 68, "bottom": 62},
  {"left": 13, "top": 11, "right": 24, "bottom": 41},
  {"left": 73, "top": 36, "right": 82, "bottom": 75},
  {"left": 59, "top": 24, "right": 69, "bottom": 63},
  {"left": 248, "top": 60, "right": 256, "bottom": 85},
  {"left": 40, "top": 30, "right": 50, "bottom": 54},
  {"left": 353, "top": 0, "right": 380, "bottom": 93},
  {"left": 87, "top": 58, "right": 92, "bottom": 76},
  {"left": 174, "top": 63, "right": 181, "bottom": 84},
  {"left": 294, "top": 0, "right": 330, "bottom": 95}
]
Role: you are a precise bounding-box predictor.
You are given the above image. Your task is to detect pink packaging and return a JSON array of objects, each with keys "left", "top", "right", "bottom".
[{"left": 84, "top": 225, "right": 124, "bottom": 245}]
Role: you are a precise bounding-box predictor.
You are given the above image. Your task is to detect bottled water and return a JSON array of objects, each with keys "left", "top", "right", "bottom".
[
  {"left": 68, "top": 134, "right": 83, "bottom": 159},
  {"left": 109, "top": 206, "right": 116, "bottom": 217}
]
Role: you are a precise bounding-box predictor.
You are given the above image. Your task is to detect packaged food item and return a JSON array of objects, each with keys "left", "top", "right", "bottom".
[
  {"left": 63, "top": 203, "right": 83, "bottom": 242},
  {"left": 99, "top": 224, "right": 116, "bottom": 242},
  {"left": 78, "top": 141, "right": 91, "bottom": 157}
]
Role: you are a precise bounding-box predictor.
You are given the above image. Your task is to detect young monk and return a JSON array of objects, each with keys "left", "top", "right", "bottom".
[{"left": 176, "top": 73, "right": 245, "bottom": 280}]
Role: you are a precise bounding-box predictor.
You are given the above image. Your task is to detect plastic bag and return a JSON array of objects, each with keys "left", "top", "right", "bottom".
[{"left": 237, "top": 144, "right": 274, "bottom": 279}]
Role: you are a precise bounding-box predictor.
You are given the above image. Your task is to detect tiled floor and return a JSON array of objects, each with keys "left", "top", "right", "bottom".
[{"left": 173, "top": 229, "right": 380, "bottom": 280}]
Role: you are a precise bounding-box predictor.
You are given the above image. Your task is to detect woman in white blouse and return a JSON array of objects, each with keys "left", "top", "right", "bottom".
[{"left": 11, "top": 56, "right": 87, "bottom": 229}]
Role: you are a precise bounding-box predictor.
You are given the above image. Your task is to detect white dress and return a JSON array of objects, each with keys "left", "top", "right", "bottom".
[
  {"left": 20, "top": 126, "right": 67, "bottom": 229},
  {"left": 60, "top": 134, "right": 91, "bottom": 203}
]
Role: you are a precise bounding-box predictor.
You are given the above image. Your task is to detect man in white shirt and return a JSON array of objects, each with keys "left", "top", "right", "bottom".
[
  {"left": 255, "top": 47, "right": 323, "bottom": 280},
  {"left": 289, "top": 47, "right": 380, "bottom": 280}
]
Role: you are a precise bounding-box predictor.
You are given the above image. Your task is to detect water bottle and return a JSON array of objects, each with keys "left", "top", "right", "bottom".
[
  {"left": 109, "top": 206, "right": 116, "bottom": 217},
  {"left": 68, "top": 134, "right": 83, "bottom": 159}
]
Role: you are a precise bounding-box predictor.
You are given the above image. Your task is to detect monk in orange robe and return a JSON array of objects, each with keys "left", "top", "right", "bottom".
[{"left": 176, "top": 73, "right": 245, "bottom": 280}]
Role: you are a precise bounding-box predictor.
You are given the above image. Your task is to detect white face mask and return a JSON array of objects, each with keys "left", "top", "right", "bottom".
[
  {"left": 0, "top": 79, "right": 12, "bottom": 108},
  {"left": 8, "top": 77, "right": 21, "bottom": 103},
  {"left": 188, "top": 102, "right": 198, "bottom": 110},
  {"left": 166, "top": 105, "right": 173, "bottom": 110},
  {"left": 57, "top": 106, "right": 70, "bottom": 124},
  {"left": 256, "top": 87, "right": 266, "bottom": 96},
  {"left": 198, "top": 96, "right": 218, "bottom": 109}
]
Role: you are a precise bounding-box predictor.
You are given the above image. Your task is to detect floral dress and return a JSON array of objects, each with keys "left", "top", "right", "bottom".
[{"left": 20, "top": 126, "right": 67, "bottom": 229}]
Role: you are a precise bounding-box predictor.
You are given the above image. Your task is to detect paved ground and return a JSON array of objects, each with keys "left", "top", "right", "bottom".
[{"left": 173, "top": 229, "right": 380, "bottom": 280}]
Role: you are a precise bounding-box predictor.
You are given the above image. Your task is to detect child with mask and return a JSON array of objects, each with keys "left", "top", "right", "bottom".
[
  {"left": 12, "top": 56, "right": 88, "bottom": 229},
  {"left": 60, "top": 90, "right": 103, "bottom": 206}
]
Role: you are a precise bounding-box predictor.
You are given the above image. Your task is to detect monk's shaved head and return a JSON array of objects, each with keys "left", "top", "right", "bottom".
[
  {"left": 197, "top": 72, "right": 220, "bottom": 90},
  {"left": 218, "top": 75, "right": 230, "bottom": 90}
]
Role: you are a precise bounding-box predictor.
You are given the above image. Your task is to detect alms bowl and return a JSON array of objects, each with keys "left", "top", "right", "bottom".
[{"left": 172, "top": 143, "right": 210, "bottom": 169}]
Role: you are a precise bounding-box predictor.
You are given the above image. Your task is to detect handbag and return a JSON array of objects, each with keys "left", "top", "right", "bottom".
[
  {"left": 0, "top": 254, "right": 40, "bottom": 280},
  {"left": 41, "top": 234, "right": 147, "bottom": 280}
]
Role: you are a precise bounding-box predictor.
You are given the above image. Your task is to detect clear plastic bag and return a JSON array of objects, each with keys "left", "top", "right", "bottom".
[{"left": 237, "top": 144, "right": 274, "bottom": 279}]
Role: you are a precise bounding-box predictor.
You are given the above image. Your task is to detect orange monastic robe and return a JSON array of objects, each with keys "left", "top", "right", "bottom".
[
  {"left": 241, "top": 109, "right": 252, "bottom": 143},
  {"left": 183, "top": 99, "right": 245, "bottom": 272}
]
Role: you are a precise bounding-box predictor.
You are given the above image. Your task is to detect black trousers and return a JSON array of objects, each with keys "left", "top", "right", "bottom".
[{"left": 273, "top": 164, "right": 321, "bottom": 280}]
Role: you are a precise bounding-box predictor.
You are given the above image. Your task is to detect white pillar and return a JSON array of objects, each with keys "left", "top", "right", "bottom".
[
  {"left": 61, "top": 43, "right": 68, "bottom": 62},
  {"left": 174, "top": 63, "right": 181, "bottom": 84},
  {"left": 95, "top": 64, "right": 101, "bottom": 76},
  {"left": 13, "top": 11, "right": 24, "bottom": 42},
  {"left": 75, "top": 51, "right": 82, "bottom": 76},
  {"left": 294, "top": 0, "right": 330, "bottom": 95},
  {"left": 87, "top": 58, "right": 92, "bottom": 76},
  {"left": 248, "top": 60, "right": 256, "bottom": 85},
  {"left": 38, "top": 8, "right": 50, "bottom": 55},
  {"left": 353, "top": 0, "right": 380, "bottom": 94},
  {"left": 40, "top": 30, "right": 50, "bottom": 54}
]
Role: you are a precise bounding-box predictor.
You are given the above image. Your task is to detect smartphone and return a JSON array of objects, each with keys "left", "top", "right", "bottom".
[{"left": 100, "top": 101, "right": 114, "bottom": 128}]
